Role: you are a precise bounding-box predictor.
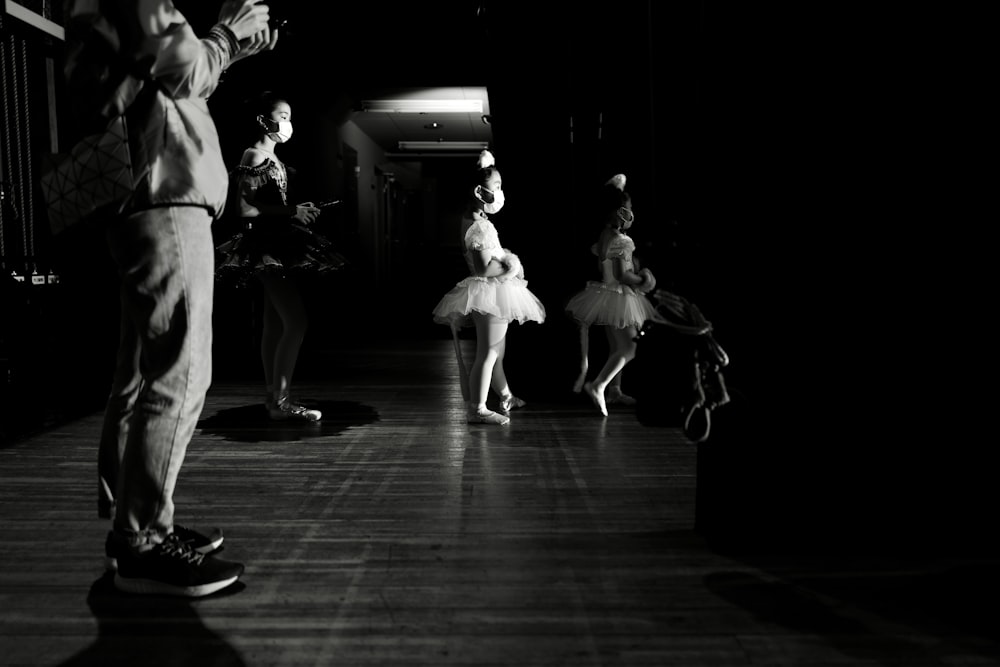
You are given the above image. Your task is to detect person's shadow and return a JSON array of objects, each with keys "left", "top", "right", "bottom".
[
  {"left": 58, "top": 572, "right": 247, "bottom": 667},
  {"left": 197, "top": 399, "right": 379, "bottom": 443}
]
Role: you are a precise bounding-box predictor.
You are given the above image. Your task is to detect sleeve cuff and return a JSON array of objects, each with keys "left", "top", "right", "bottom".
[{"left": 208, "top": 24, "right": 241, "bottom": 63}]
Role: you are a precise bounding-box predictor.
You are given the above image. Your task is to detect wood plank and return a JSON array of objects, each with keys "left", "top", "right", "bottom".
[{"left": 0, "top": 339, "right": 997, "bottom": 666}]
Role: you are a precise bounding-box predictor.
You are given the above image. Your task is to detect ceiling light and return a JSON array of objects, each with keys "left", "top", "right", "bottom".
[
  {"left": 5, "top": 2, "right": 64, "bottom": 39},
  {"left": 361, "top": 99, "right": 484, "bottom": 114},
  {"left": 397, "top": 141, "right": 490, "bottom": 151}
]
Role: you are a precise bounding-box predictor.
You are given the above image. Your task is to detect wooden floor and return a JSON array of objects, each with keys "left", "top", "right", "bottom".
[{"left": 1, "top": 338, "right": 998, "bottom": 666}]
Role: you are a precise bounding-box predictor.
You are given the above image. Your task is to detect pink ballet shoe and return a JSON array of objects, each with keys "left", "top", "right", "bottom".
[
  {"left": 583, "top": 382, "right": 608, "bottom": 417},
  {"left": 499, "top": 394, "right": 526, "bottom": 416},
  {"left": 269, "top": 395, "right": 322, "bottom": 422},
  {"left": 606, "top": 387, "right": 637, "bottom": 406},
  {"left": 468, "top": 407, "right": 510, "bottom": 426}
]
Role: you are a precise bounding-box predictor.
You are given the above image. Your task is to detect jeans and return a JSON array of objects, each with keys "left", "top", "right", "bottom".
[{"left": 97, "top": 206, "right": 214, "bottom": 548}]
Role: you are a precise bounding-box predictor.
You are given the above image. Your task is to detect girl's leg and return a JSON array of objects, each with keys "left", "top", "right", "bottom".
[
  {"left": 572, "top": 323, "right": 590, "bottom": 393},
  {"left": 606, "top": 374, "right": 637, "bottom": 405},
  {"left": 491, "top": 336, "right": 527, "bottom": 415},
  {"left": 490, "top": 334, "right": 508, "bottom": 396},
  {"left": 584, "top": 325, "right": 639, "bottom": 416},
  {"left": 449, "top": 322, "right": 471, "bottom": 403},
  {"left": 604, "top": 327, "right": 636, "bottom": 406},
  {"left": 258, "top": 273, "right": 321, "bottom": 421},
  {"left": 259, "top": 291, "right": 280, "bottom": 403},
  {"left": 469, "top": 312, "right": 509, "bottom": 425}
]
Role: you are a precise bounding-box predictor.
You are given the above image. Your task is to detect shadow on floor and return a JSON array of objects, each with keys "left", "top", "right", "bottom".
[
  {"left": 197, "top": 399, "right": 379, "bottom": 443},
  {"left": 58, "top": 572, "right": 247, "bottom": 667}
]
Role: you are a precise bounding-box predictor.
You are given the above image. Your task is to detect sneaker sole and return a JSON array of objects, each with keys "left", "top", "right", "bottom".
[{"left": 113, "top": 573, "right": 240, "bottom": 597}]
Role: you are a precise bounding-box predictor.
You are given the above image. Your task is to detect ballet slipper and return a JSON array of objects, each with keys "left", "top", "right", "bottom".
[
  {"left": 499, "top": 394, "right": 526, "bottom": 415},
  {"left": 468, "top": 407, "right": 510, "bottom": 426},
  {"left": 606, "top": 386, "right": 637, "bottom": 406},
  {"left": 583, "top": 381, "right": 608, "bottom": 417}
]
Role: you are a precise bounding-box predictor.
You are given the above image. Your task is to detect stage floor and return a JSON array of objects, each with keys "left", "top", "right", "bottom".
[{"left": 0, "top": 339, "right": 997, "bottom": 666}]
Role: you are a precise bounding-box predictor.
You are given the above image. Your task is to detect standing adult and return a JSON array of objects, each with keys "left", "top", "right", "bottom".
[{"left": 78, "top": 0, "right": 279, "bottom": 596}]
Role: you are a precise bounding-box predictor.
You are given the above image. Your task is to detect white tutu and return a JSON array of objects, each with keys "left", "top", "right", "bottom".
[
  {"left": 433, "top": 275, "right": 546, "bottom": 327},
  {"left": 565, "top": 281, "right": 656, "bottom": 329}
]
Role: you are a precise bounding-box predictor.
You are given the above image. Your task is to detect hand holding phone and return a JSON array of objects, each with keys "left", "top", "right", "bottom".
[{"left": 294, "top": 202, "right": 320, "bottom": 224}]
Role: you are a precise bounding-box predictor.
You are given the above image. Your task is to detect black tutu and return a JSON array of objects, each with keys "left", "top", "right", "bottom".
[{"left": 215, "top": 216, "right": 347, "bottom": 286}]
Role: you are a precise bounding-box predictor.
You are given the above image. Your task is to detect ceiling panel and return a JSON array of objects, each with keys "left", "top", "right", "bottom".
[{"left": 349, "top": 86, "right": 493, "bottom": 157}]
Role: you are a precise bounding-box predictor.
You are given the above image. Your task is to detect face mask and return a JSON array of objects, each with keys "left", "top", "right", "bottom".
[
  {"left": 261, "top": 117, "right": 294, "bottom": 143},
  {"left": 475, "top": 185, "right": 505, "bottom": 214}
]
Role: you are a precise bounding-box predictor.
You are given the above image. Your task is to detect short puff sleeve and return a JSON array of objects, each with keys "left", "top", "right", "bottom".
[
  {"left": 604, "top": 234, "right": 635, "bottom": 261},
  {"left": 464, "top": 220, "right": 502, "bottom": 253}
]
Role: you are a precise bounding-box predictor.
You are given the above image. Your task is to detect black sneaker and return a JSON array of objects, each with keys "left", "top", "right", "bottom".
[
  {"left": 113, "top": 533, "right": 244, "bottom": 597},
  {"left": 105, "top": 525, "right": 224, "bottom": 571}
]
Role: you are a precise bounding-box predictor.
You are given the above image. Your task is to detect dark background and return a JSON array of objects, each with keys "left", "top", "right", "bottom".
[{"left": 2, "top": 2, "right": 992, "bottom": 558}]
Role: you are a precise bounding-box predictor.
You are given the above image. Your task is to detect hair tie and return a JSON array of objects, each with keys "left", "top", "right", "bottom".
[
  {"left": 477, "top": 149, "right": 496, "bottom": 169},
  {"left": 605, "top": 174, "right": 627, "bottom": 191}
]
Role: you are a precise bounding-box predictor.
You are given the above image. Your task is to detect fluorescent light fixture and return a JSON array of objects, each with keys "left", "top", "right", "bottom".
[
  {"left": 397, "top": 141, "right": 490, "bottom": 151},
  {"left": 5, "top": 2, "right": 65, "bottom": 39},
  {"left": 362, "top": 99, "right": 484, "bottom": 114}
]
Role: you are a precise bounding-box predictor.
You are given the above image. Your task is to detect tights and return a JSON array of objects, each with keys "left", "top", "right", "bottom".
[
  {"left": 592, "top": 325, "right": 638, "bottom": 395},
  {"left": 258, "top": 272, "right": 308, "bottom": 400},
  {"left": 469, "top": 311, "right": 512, "bottom": 412}
]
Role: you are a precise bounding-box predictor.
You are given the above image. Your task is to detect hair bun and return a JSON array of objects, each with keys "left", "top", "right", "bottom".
[
  {"left": 605, "top": 174, "right": 627, "bottom": 191},
  {"left": 477, "top": 149, "right": 496, "bottom": 169}
]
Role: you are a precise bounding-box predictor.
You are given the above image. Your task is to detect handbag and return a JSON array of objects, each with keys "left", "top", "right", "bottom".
[{"left": 39, "top": 114, "right": 134, "bottom": 235}]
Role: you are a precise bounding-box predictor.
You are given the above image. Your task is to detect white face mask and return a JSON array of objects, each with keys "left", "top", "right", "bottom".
[
  {"left": 475, "top": 185, "right": 505, "bottom": 214},
  {"left": 269, "top": 120, "right": 294, "bottom": 143},
  {"left": 261, "top": 117, "right": 294, "bottom": 143}
]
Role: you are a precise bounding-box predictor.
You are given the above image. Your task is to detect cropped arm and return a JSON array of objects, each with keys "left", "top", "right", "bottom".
[
  {"left": 138, "top": 0, "right": 238, "bottom": 100},
  {"left": 613, "top": 258, "right": 646, "bottom": 286},
  {"left": 473, "top": 250, "right": 507, "bottom": 278}
]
